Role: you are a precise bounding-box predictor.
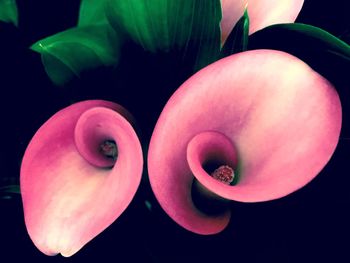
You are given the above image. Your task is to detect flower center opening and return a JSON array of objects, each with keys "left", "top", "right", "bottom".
[
  {"left": 192, "top": 157, "right": 234, "bottom": 215},
  {"left": 99, "top": 140, "right": 118, "bottom": 161},
  {"left": 211, "top": 165, "right": 235, "bottom": 185},
  {"left": 203, "top": 160, "right": 236, "bottom": 186},
  {"left": 191, "top": 179, "right": 231, "bottom": 216},
  {"left": 187, "top": 131, "right": 239, "bottom": 215}
]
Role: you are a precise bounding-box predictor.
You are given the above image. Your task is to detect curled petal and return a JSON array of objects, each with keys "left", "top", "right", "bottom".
[
  {"left": 187, "top": 131, "right": 238, "bottom": 187},
  {"left": 148, "top": 49, "right": 342, "bottom": 234},
  {"left": 20, "top": 100, "right": 143, "bottom": 256},
  {"left": 221, "top": 0, "right": 304, "bottom": 43}
]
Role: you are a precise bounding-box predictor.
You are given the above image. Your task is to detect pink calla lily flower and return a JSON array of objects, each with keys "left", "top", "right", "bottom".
[
  {"left": 221, "top": 0, "right": 304, "bottom": 42},
  {"left": 148, "top": 50, "right": 342, "bottom": 235},
  {"left": 20, "top": 100, "right": 143, "bottom": 256}
]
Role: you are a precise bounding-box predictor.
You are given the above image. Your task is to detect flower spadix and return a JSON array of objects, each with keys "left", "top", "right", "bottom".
[
  {"left": 20, "top": 100, "right": 143, "bottom": 257},
  {"left": 148, "top": 49, "right": 342, "bottom": 235}
]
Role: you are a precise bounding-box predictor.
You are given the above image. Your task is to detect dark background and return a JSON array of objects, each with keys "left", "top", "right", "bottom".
[{"left": 0, "top": 0, "right": 349, "bottom": 262}]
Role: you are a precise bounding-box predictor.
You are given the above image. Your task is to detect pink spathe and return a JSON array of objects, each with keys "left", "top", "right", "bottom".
[
  {"left": 221, "top": 0, "right": 304, "bottom": 42},
  {"left": 148, "top": 50, "right": 342, "bottom": 235},
  {"left": 20, "top": 100, "right": 143, "bottom": 257}
]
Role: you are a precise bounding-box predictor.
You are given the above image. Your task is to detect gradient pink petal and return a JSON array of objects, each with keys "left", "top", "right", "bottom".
[
  {"left": 221, "top": 0, "right": 246, "bottom": 43},
  {"left": 20, "top": 100, "right": 143, "bottom": 256},
  {"left": 221, "top": 0, "right": 304, "bottom": 43},
  {"left": 148, "top": 49, "right": 341, "bottom": 234},
  {"left": 248, "top": 0, "right": 304, "bottom": 33}
]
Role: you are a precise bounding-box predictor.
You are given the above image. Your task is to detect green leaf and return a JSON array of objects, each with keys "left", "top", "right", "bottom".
[
  {"left": 106, "top": 0, "right": 174, "bottom": 52},
  {"left": 0, "top": 185, "right": 20, "bottom": 195},
  {"left": 248, "top": 23, "right": 350, "bottom": 88},
  {"left": 145, "top": 200, "right": 152, "bottom": 211},
  {"left": 106, "top": 0, "right": 221, "bottom": 70},
  {"left": 31, "top": 24, "right": 123, "bottom": 86},
  {"left": 0, "top": 0, "right": 18, "bottom": 26},
  {"left": 220, "top": 8, "right": 249, "bottom": 58},
  {"left": 78, "top": 0, "right": 108, "bottom": 26},
  {"left": 189, "top": 0, "right": 222, "bottom": 71}
]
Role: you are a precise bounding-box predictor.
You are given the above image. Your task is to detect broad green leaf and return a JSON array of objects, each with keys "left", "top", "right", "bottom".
[
  {"left": 185, "top": 0, "right": 221, "bottom": 71},
  {"left": 248, "top": 23, "right": 350, "bottom": 88},
  {"left": 220, "top": 8, "right": 249, "bottom": 58},
  {"left": 78, "top": 0, "right": 108, "bottom": 26},
  {"left": 31, "top": 24, "right": 123, "bottom": 86},
  {"left": 0, "top": 0, "right": 18, "bottom": 26},
  {"left": 189, "top": 0, "right": 222, "bottom": 71},
  {"left": 106, "top": 0, "right": 174, "bottom": 52},
  {"left": 106, "top": 0, "right": 221, "bottom": 70}
]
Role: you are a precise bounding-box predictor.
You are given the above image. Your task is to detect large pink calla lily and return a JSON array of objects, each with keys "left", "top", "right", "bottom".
[
  {"left": 20, "top": 100, "right": 143, "bottom": 257},
  {"left": 148, "top": 49, "right": 342, "bottom": 235},
  {"left": 221, "top": 0, "right": 304, "bottom": 42}
]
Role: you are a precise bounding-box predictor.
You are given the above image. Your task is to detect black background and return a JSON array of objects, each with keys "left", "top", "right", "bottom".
[{"left": 0, "top": 0, "right": 349, "bottom": 262}]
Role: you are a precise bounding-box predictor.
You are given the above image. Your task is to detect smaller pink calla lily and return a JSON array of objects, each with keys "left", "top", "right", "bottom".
[
  {"left": 20, "top": 100, "right": 143, "bottom": 257},
  {"left": 148, "top": 49, "right": 342, "bottom": 235},
  {"left": 221, "top": 0, "right": 305, "bottom": 42}
]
